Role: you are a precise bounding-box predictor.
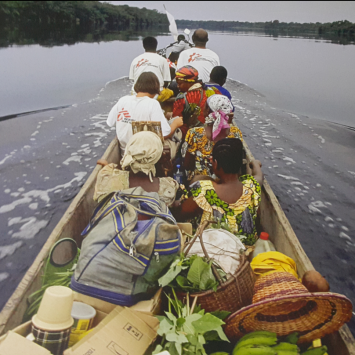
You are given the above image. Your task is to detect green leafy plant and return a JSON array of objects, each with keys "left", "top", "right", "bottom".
[
  {"left": 153, "top": 290, "right": 230, "bottom": 355},
  {"left": 158, "top": 254, "right": 227, "bottom": 293}
]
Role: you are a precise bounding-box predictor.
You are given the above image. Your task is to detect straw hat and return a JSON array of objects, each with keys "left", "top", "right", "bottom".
[{"left": 224, "top": 272, "right": 353, "bottom": 343}]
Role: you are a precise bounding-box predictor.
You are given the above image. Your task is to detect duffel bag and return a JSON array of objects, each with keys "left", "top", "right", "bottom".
[{"left": 71, "top": 187, "right": 181, "bottom": 306}]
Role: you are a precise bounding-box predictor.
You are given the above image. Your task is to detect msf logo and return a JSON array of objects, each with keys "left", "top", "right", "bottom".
[
  {"left": 117, "top": 108, "right": 130, "bottom": 122},
  {"left": 188, "top": 53, "right": 202, "bottom": 63},
  {"left": 136, "top": 58, "right": 149, "bottom": 68}
]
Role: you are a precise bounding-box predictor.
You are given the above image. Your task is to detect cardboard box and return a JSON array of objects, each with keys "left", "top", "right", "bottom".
[
  {"left": 0, "top": 289, "right": 163, "bottom": 355},
  {"left": 0, "top": 331, "right": 51, "bottom": 355},
  {"left": 73, "top": 288, "right": 162, "bottom": 319},
  {"left": 64, "top": 306, "right": 159, "bottom": 355}
]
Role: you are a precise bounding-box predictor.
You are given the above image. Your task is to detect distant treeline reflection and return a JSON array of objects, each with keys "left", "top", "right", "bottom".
[
  {"left": 176, "top": 19, "right": 355, "bottom": 45},
  {"left": 0, "top": 1, "right": 169, "bottom": 47},
  {"left": 0, "top": 1, "right": 354, "bottom": 47}
]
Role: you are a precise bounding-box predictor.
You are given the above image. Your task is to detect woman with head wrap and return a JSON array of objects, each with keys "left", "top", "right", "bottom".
[
  {"left": 181, "top": 94, "right": 243, "bottom": 181},
  {"left": 94, "top": 131, "right": 179, "bottom": 206},
  {"left": 172, "top": 138, "right": 263, "bottom": 246},
  {"left": 172, "top": 65, "right": 213, "bottom": 138}
]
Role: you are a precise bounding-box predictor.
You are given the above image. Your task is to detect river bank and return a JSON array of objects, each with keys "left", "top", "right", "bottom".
[{"left": 0, "top": 77, "right": 354, "bottom": 331}]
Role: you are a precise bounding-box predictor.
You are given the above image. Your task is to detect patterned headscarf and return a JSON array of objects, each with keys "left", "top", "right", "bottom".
[
  {"left": 175, "top": 65, "right": 199, "bottom": 82},
  {"left": 121, "top": 131, "right": 163, "bottom": 182},
  {"left": 205, "top": 94, "right": 233, "bottom": 140}
]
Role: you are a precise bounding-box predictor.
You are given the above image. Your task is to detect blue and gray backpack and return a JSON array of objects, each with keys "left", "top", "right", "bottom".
[{"left": 71, "top": 187, "right": 181, "bottom": 306}]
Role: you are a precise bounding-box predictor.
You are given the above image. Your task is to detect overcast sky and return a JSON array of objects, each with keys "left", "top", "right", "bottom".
[{"left": 107, "top": 1, "right": 355, "bottom": 23}]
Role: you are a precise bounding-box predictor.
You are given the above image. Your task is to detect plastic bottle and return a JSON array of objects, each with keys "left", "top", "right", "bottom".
[
  {"left": 173, "top": 164, "right": 184, "bottom": 184},
  {"left": 251, "top": 232, "right": 276, "bottom": 259}
]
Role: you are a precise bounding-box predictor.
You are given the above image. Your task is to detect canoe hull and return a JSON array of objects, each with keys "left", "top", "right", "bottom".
[{"left": 0, "top": 137, "right": 353, "bottom": 354}]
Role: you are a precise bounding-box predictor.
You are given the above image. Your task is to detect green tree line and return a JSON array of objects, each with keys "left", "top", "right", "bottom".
[
  {"left": 0, "top": 1, "right": 169, "bottom": 30},
  {"left": 176, "top": 19, "right": 355, "bottom": 37}
]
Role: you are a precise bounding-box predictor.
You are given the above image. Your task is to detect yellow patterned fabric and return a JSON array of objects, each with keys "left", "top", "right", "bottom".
[
  {"left": 190, "top": 176, "right": 261, "bottom": 245},
  {"left": 182, "top": 126, "right": 243, "bottom": 180}
]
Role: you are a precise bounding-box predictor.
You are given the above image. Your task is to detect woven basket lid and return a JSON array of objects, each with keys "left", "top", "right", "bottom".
[{"left": 224, "top": 272, "right": 353, "bottom": 343}]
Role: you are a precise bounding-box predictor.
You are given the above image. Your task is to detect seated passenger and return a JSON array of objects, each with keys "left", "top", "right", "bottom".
[
  {"left": 182, "top": 95, "right": 243, "bottom": 181},
  {"left": 172, "top": 65, "right": 209, "bottom": 138},
  {"left": 172, "top": 138, "right": 263, "bottom": 245},
  {"left": 106, "top": 72, "right": 182, "bottom": 154},
  {"left": 205, "top": 66, "right": 233, "bottom": 104},
  {"left": 94, "top": 131, "right": 179, "bottom": 207}
]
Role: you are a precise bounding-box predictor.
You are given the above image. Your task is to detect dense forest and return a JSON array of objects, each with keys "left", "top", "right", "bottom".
[
  {"left": 0, "top": 1, "right": 169, "bottom": 29},
  {"left": 0, "top": 1, "right": 169, "bottom": 46},
  {"left": 0, "top": 2, "right": 354, "bottom": 47},
  {"left": 176, "top": 19, "right": 355, "bottom": 41}
]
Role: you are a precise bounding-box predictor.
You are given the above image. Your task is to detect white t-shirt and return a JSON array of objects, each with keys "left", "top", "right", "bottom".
[
  {"left": 177, "top": 48, "right": 220, "bottom": 83},
  {"left": 129, "top": 52, "right": 171, "bottom": 92},
  {"left": 167, "top": 41, "right": 191, "bottom": 57},
  {"left": 107, "top": 95, "right": 171, "bottom": 152}
]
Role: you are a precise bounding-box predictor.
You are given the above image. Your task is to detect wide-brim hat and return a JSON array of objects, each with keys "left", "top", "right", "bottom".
[{"left": 224, "top": 272, "right": 353, "bottom": 343}]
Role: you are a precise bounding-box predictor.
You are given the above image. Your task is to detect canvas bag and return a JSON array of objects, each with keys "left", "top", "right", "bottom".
[{"left": 71, "top": 187, "right": 181, "bottom": 306}]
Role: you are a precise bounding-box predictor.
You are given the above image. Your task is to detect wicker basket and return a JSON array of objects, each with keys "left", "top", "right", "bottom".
[{"left": 179, "top": 221, "right": 255, "bottom": 314}]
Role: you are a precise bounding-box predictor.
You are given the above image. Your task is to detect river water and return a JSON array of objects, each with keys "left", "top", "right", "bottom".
[{"left": 0, "top": 31, "right": 354, "bottom": 332}]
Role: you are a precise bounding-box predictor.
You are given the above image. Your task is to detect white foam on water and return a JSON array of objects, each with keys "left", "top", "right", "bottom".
[
  {"left": 283, "top": 157, "right": 296, "bottom": 164},
  {"left": 10, "top": 217, "right": 48, "bottom": 239},
  {"left": 0, "top": 155, "right": 11, "bottom": 165},
  {"left": 0, "top": 273, "right": 9, "bottom": 283},
  {"left": 1, "top": 172, "right": 87, "bottom": 214},
  {"left": 29, "top": 203, "right": 38, "bottom": 210},
  {"left": 325, "top": 216, "right": 333, "bottom": 222},
  {"left": 316, "top": 183, "right": 322, "bottom": 187},
  {"left": 31, "top": 131, "right": 39, "bottom": 136},
  {"left": 348, "top": 171, "right": 355, "bottom": 176},
  {"left": 4, "top": 189, "right": 10, "bottom": 194},
  {"left": 277, "top": 174, "right": 299, "bottom": 181},
  {"left": 0, "top": 241, "right": 23, "bottom": 260},
  {"left": 328, "top": 224, "right": 336, "bottom": 228},
  {"left": 341, "top": 226, "right": 349, "bottom": 231},
  {"left": 81, "top": 144, "right": 89, "bottom": 148},
  {"left": 0, "top": 197, "right": 32, "bottom": 214},
  {"left": 308, "top": 201, "right": 327, "bottom": 214},
  {"left": 63, "top": 156, "right": 82, "bottom": 165},
  {"left": 10, "top": 192, "right": 20, "bottom": 197},
  {"left": 23, "top": 145, "right": 31, "bottom": 149},
  {"left": 291, "top": 182, "right": 303, "bottom": 186},
  {"left": 339, "top": 232, "right": 351, "bottom": 241},
  {"left": 265, "top": 143, "right": 272, "bottom": 146},
  {"left": 318, "top": 136, "right": 325, "bottom": 144}
]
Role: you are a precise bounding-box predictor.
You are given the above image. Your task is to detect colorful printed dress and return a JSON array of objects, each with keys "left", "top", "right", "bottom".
[
  {"left": 181, "top": 126, "right": 243, "bottom": 180},
  {"left": 190, "top": 176, "right": 261, "bottom": 245},
  {"left": 172, "top": 83, "right": 216, "bottom": 137}
]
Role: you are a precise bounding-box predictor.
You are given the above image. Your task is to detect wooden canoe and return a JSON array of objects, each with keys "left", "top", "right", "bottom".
[{"left": 0, "top": 137, "right": 354, "bottom": 354}]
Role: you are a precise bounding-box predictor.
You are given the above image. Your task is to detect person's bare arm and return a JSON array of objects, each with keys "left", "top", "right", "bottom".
[
  {"left": 249, "top": 160, "right": 263, "bottom": 186},
  {"left": 205, "top": 123, "right": 213, "bottom": 141},
  {"left": 170, "top": 196, "right": 202, "bottom": 221},
  {"left": 164, "top": 117, "right": 183, "bottom": 139},
  {"left": 183, "top": 151, "right": 195, "bottom": 171}
]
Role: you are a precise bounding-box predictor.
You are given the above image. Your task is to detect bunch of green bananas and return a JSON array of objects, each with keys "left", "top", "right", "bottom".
[
  {"left": 300, "top": 346, "right": 328, "bottom": 355},
  {"left": 232, "top": 331, "right": 279, "bottom": 355},
  {"left": 230, "top": 331, "right": 328, "bottom": 355}
]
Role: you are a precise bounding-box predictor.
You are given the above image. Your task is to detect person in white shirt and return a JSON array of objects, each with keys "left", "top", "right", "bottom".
[
  {"left": 107, "top": 72, "right": 183, "bottom": 153},
  {"left": 129, "top": 36, "right": 171, "bottom": 93},
  {"left": 177, "top": 29, "right": 220, "bottom": 83},
  {"left": 166, "top": 34, "right": 192, "bottom": 58}
]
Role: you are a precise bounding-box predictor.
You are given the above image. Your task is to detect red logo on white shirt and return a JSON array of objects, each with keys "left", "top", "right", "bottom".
[
  {"left": 136, "top": 59, "right": 149, "bottom": 68},
  {"left": 188, "top": 53, "right": 202, "bottom": 63},
  {"left": 117, "top": 109, "right": 130, "bottom": 122}
]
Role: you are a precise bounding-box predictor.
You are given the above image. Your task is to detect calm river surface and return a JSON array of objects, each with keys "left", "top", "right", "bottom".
[
  {"left": 1, "top": 31, "right": 355, "bottom": 127},
  {"left": 0, "top": 31, "right": 354, "bottom": 332}
]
